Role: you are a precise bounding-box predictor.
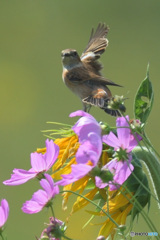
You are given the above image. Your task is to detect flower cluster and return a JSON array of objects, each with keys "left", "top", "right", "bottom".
[
  {"left": 38, "top": 217, "right": 67, "bottom": 240},
  {"left": 2, "top": 110, "right": 151, "bottom": 239},
  {"left": 49, "top": 111, "right": 147, "bottom": 238},
  {"left": 56, "top": 111, "right": 140, "bottom": 192}
]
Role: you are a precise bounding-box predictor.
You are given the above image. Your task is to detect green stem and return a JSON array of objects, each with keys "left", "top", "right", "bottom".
[
  {"left": 133, "top": 146, "right": 160, "bottom": 205},
  {"left": 120, "top": 186, "right": 160, "bottom": 238},
  {"left": 60, "top": 190, "right": 119, "bottom": 228},
  {"left": 50, "top": 205, "right": 55, "bottom": 219},
  {"left": 0, "top": 233, "right": 5, "bottom": 240}
]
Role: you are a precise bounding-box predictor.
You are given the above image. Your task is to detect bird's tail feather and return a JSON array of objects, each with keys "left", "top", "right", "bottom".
[
  {"left": 83, "top": 96, "right": 121, "bottom": 117},
  {"left": 102, "top": 107, "right": 121, "bottom": 117}
]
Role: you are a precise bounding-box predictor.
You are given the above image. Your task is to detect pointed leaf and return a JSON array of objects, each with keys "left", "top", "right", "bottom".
[{"left": 134, "top": 65, "right": 154, "bottom": 125}]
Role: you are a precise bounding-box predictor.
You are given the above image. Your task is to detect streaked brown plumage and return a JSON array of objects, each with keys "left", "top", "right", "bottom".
[{"left": 61, "top": 23, "right": 121, "bottom": 116}]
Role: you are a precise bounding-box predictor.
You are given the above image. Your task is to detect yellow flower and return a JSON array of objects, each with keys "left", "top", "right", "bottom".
[
  {"left": 50, "top": 136, "right": 112, "bottom": 211},
  {"left": 37, "top": 134, "right": 79, "bottom": 179},
  {"left": 52, "top": 135, "right": 79, "bottom": 177},
  {"left": 37, "top": 135, "right": 133, "bottom": 239}
]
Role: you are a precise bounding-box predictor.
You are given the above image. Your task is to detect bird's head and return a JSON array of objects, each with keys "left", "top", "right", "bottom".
[{"left": 61, "top": 49, "right": 82, "bottom": 69}]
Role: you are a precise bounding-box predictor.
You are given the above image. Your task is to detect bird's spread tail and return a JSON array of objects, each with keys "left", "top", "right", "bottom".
[
  {"left": 83, "top": 95, "right": 121, "bottom": 117},
  {"left": 102, "top": 106, "right": 121, "bottom": 117}
]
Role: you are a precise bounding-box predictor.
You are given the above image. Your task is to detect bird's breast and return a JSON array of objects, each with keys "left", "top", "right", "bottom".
[
  {"left": 62, "top": 67, "right": 111, "bottom": 101},
  {"left": 62, "top": 69, "right": 91, "bottom": 99}
]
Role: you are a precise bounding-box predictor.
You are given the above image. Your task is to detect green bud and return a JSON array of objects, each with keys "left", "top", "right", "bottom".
[
  {"left": 90, "top": 166, "right": 101, "bottom": 177},
  {"left": 99, "top": 122, "right": 111, "bottom": 135},
  {"left": 100, "top": 169, "right": 113, "bottom": 183},
  {"left": 117, "top": 225, "right": 126, "bottom": 232},
  {"left": 107, "top": 95, "right": 126, "bottom": 112},
  {"left": 113, "top": 147, "right": 128, "bottom": 161}
]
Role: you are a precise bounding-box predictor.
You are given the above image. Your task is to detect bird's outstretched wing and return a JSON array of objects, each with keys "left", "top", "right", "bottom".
[
  {"left": 79, "top": 23, "right": 122, "bottom": 87},
  {"left": 81, "top": 23, "right": 109, "bottom": 58},
  {"left": 80, "top": 23, "right": 109, "bottom": 73}
]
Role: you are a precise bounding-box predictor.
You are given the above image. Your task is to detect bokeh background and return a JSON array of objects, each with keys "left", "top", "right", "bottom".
[{"left": 0, "top": 1, "right": 160, "bottom": 239}]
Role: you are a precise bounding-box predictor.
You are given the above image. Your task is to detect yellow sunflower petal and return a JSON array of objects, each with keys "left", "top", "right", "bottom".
[
  {"left": 53, "top": 135, "right": 78, "bottom": 172},
  {"left": 99, "top": 213, "right": 118, "bottom": 237},
  {"left": 72, "top": 188, "right": 98, "bottom": 213},
  {"left": 36, "top": 147, "right": 46, "bottom": 154},
  {"left": 85, "top": 210, "right": 101, "bottom": 216},
  {"left": 61, "top": 176, "right": 89, "bottom": 210},
  {"left": 52, "top": 157, "right": 76, "bottom": 180},
  {"left": 102, "top": 188, "right": 133, "bottom": 214},
  {"left": 99, "top": 198, "right": 133, "bottom": 238},
  {"left": 62, "top": 184, "right": 73, "bottom": 210},
  {"left": 101, "top": 150, "right": 110, "bottom": 165}
]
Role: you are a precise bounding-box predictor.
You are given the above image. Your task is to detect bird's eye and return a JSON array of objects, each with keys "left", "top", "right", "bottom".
[
  {"left": 73, "top": 51, "right": 77, "bottom": 56},
  {"left": 63, "top": 52, "right": 70, "bottom": 57}
]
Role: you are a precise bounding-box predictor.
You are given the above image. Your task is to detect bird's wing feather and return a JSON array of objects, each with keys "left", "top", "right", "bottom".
[
  {"left": 81, "top": 23, "right": 109, "bottom": 57},
  {"left": 87, "top": 77, "right": 122, "bottom": 87},
  {"left": 80, "top": 23, "right": 109, "bottom": 73},
  {"left": 66, "top": 68, "right": 122, "bottom": 87}
]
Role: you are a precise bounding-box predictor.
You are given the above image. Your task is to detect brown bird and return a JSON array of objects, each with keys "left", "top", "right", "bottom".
[{"left": 61, "top": 23, "right": 121, "bottom": 116}]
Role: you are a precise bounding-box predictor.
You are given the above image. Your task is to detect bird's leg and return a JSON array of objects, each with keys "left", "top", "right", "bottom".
[{"left": 82, "top": 102, "right": 91, "bottom": 113}]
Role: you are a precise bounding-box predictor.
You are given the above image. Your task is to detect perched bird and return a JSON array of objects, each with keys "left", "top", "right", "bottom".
[{"left": 61, "top": 23, "right": 122, "bottom": 116}]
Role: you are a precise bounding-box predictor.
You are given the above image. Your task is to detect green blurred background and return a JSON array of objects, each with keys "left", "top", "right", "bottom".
[{"left": 0, "top": 0, "right": 160, "bottom": 239}]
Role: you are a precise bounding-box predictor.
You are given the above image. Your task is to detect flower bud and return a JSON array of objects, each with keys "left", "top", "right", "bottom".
[
  {"left": 100, "top": 169, "right": 113, "bottom": 183},
  {"left": 107, "top": 95, "right": 126, "bottom": 112}
]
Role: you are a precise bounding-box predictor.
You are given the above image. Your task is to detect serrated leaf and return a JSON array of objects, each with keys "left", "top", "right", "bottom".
[{"left": 134, "top": 65, "right": 154, "bottom": 125}]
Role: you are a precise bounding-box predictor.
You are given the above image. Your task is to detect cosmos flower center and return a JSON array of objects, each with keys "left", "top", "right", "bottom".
[{"left": 114, "top": 147, "right": 128, "bottom": 161}]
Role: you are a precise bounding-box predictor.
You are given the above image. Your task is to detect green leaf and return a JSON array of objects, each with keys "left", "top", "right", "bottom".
[{"left": 134, "top": 64, "right": 154, "bottom": 125}]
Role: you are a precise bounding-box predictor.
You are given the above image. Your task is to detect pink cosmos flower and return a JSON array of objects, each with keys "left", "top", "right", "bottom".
[
  {"left": 96, "top": 115, "right": 140, "bottom": 190},
  {"left": 22, "top": 174, "right": 59, "bottom": 214},
  {"left": 70, "top": 110, "right": 102, "bottom": 165},
  {"left": 57, "top": 164, "right": 93, "bottom": 186},
  {"left": 0, "top": 199, "right": 9, "bottom": 228},
  {"left": 57, "top": 110, "right": 102, "bottom": 186},
  {"left": 3, "top": 139, "right": 59, "bottom": 186},
  {"left": 70, "top": 110, "right": 101, "bottom": 143}
]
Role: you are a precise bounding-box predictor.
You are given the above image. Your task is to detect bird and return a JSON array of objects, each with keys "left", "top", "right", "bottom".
[{"left": 61, "top": 23, "right": 122, "bottom": 116}]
